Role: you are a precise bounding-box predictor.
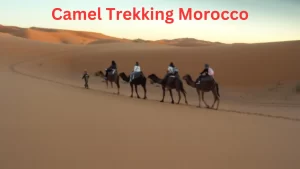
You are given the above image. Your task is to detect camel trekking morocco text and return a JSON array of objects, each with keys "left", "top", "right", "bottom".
[{"left": 52, "top": 7, "right": 249, "bottom": 24}]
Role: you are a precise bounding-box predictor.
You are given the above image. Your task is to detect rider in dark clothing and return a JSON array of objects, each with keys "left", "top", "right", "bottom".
[
  {"left": 105, "top": 60, "right": 117, "bottom": 79},
  {"left": 82, "top": 69, "right": 90, "bottom": 89},
  {"left": 196, "top": 64, "right": 210, "bottom": 84},
  {"left": 200, "top": 66, "right": 209, "bottom": 76}
]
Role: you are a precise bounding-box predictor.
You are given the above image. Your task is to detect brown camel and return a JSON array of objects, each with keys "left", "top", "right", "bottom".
[
  {"left": 182, "top": 74, "right": 220, "bottom": 109},
  {"left": 98, "top": 70, "right": 120, "bottom": 94},
  {"left": 119, "top": 72, "right": 147, "bottom": 99},
  {"left": 148, "top": 74, "right": 188, "bottom": 104}
]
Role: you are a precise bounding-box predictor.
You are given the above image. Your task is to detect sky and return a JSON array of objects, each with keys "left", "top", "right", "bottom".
[{"left": 1, "top": 0, "right": 300, "bottom": 43}]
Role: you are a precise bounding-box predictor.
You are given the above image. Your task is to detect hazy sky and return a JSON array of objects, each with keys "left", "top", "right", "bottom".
[{"left": 1, "top": 0, "right": 300, "bottom": 43}]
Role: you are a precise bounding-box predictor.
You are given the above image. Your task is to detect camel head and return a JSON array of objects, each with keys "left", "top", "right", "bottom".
[
  {"left": 119, "top": 72, "right": 126, "bottom": 77},
  {"left": 147, "top": 74, "right": 155, "bottom": 84},
  {"left": 147, "top": 74, "right": 161, "bottom": 84},
  {"left": 95, "top": 71, "right": 105, "bottom": 79},
  {"left": 94, "top": 70, "right": 102, "bottom": 76},
  {"left": 118, "top": 72, "right": 129, "bottom": 83},
  {"left": 99, "top": 71, "right": 104, "bottom": 76},
  {"left": 182, "top": 74, "right": 192, "bottom": 81},
  {"left": 147, "top": 74, "right": 157, "bottom": 79}
]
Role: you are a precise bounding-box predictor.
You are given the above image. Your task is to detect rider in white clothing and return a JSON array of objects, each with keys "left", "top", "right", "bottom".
[
  {"left": 134, "top": 64, "right": 141, "bottom": 72},
  {"left": 208, "top": 67, "right": 214, "bottom": 76},
  {"left": 162, "top": 62, "right": 179, "bottom": 84},
  {"left": 130, "top": 62, "right": 141, "bottom": 82},
  {"left": 167, "top": 66, "right": 178, "bottom": 74}
]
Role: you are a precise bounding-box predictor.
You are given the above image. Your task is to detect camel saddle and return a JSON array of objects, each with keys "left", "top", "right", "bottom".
[
  {"left": 167, "top": 73, "right": 180, "bottom": 84},
  {"left": 200, "top": 75, "right": 214, "bottom": 82},
  {"left": 108, "top": 69, "right": 117, "bottom": 76},
  {"left": 132, "top": 71, "right": 143, "bottom": 79}
]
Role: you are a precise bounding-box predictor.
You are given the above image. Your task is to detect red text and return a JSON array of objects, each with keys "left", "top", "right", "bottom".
[
  {"left": 52, "top": 7, "right": 102, "bottom": 20},
  {"left": 179, "top": 8, "right": 249, "bottom": 20}
]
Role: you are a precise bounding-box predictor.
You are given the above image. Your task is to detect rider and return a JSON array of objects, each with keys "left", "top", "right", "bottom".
[
  {"left": 168, "top": 62, "right": 178, "bottom": 74},
  {"left": 196, "top": 64, "right": 214, "bottom": 84},
  {"left": 162, "top": 62, "right": 179, "bottom": 84},
  {"left": 82, "top": 69, "right": 90, "bottom": 89},
  {"left": 105, "top": 60, "right": 117, "bottom": 80},
  {"left": 130, "top": 61, "right": 142, "bottom": 82}
]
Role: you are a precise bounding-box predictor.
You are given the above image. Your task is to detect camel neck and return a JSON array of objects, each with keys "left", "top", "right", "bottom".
[{"left": 185, "top": 77, "right": 196, "bottom": 88}]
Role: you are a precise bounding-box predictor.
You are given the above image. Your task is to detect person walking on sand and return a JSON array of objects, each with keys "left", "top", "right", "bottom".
[{"left": 82, "top": 69, "right": 90, "bottom": 89}]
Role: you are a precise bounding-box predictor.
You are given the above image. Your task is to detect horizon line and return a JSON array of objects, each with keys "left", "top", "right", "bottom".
[{"left": 1, "top": 23, "right": 300, "bottom": 44}]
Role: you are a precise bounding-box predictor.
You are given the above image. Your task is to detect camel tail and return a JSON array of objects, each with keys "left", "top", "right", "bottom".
[{"left": 216, "top": 83, "right": 220, "bottom": 97}]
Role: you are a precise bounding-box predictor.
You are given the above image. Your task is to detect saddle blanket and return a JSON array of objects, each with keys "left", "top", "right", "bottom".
[
  {"left": 108, "top": 69, "right": 117, "bottom": 75},
  {"left": 201, "top": 75, "right": 214, "bottom": 82},
  {"left": 130, "top": 71, "right": 142, "bottom": 81}
]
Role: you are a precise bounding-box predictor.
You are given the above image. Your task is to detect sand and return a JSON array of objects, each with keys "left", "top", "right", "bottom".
[{"left": 1, "top": 26, "right": 300, "bottom": 169}]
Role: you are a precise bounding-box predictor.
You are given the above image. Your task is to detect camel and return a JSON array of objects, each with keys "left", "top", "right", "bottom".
[
  {"left": 148, "top": 74, "right": 188, "bottom": 104},
  {"left": 98, "top": 70, "right": 120, "bottom": 94},
  {"left": 182, "top": 74, "right": 220, "bottom": 109},
  {"left": 119, "top": 72, "right": 147, "bottom": 99}
]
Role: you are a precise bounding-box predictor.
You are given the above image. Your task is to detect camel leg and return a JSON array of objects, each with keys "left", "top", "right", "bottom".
[
  {"left": 130, "top": 83, "right": 133, "bottom": 97},
  {"left": 216, "top": 85, "right": 220, "bottom": 110},
  {"left": 142, "top": 84, "right": 147, "bottom": 99},
  {"left": 111, "top": 81, "right": 113, "bottom": 88},
  {"left": 211, "top": 89, "right": 220, "bottom": 110},
  {"left": 181, "top": 89, "right": 188, "bottom": 105},
  {"left": 106, "top": 80, "right": 108, "bottom": 89},
  {"left": 211, "top": 92, "right": 217, "bottom": 109},
  {"left": 160, "top": 86, "right": 165, "bottom": 102},
  {"left": 177, "top": 90, "right": 181, "bottom": 104},
  {"left": 169, "top": 89, "right": 174, "bottom": 104},
  {"left": 216, "top": 98, "right": 220, "bottom": 110},
  {"left": 202, "top": 92, "right": 210, "bottom": 108},
  {"left": 197, "top": 89, "right": 202, "bottom": 108},
  {"left": 135, "top": 84, "right": 140, "bottom": 98},
  {"left": 116, "top": 81, "right": 120, "bottom": 95}
]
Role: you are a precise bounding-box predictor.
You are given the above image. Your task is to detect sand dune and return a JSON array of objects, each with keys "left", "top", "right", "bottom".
[
  {"left": 1, "top": 26, "right": 300, "bottom": 169},
  {"left": 155, "top": 38, "right": 223, "bottom": 46},
  {"left": 0, "top": 25, "right": 127, "bottom": 44},
  {"left": 0, "top": 25, "right": 223, "bottom": 46}
]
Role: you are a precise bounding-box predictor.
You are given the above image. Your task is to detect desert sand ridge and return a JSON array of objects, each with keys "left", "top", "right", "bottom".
[{"left": 0, "top": 24, "right": 224, "bottom": 46}]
